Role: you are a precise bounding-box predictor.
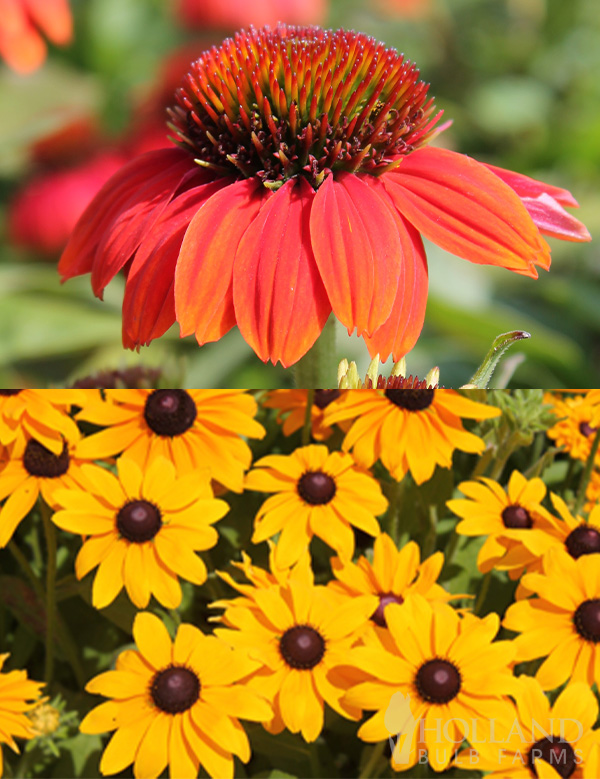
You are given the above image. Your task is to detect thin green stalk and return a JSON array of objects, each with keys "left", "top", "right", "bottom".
[
  {"left": 8, "top": 540, "right": 45, "bottom": 602},
  {"left": 294, "top": 316, "right": 337, "bottom": 388},
  {"left": 359, "top": 742, "right": 386, "bottom": 779},
  {"left": 573, "top": 426, "right": 600, "bottom": 517},
  {"left": 385, "top": 479, "right": 404, "bottom": 546},
  {"left": 423, "top": 505, "right": 438, "bottom": 558},
  {"left": 474, "top": 571, "right": 492, "bottom": 615},
  {"left": 301, "top": 389, "right": 315, "bottom": 446},
  {"left": 442, "top": 529, "right": 461, "bottom": 570},
  {"left": 41, "top": 502, "right": 58, "bottom": 686}
]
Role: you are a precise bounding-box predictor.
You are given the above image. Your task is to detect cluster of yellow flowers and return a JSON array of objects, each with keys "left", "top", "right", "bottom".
[{"left": 1, "top": 389, "right": 600, "bottom": 779}]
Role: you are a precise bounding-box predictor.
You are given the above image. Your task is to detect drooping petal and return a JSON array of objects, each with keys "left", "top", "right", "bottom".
[
  {"left": 483, "top": 163, "right": 580, "bottom": 207},
  {"left": 59, "top": 149, "right": 191, "bottom": 281},
  {"left": 122, "top": 180, "right": 227, "bottom": 348},
  {"left": 91, "top": 157, "right": 205, "bottom": 296},
  {"left": 517, "top": 192, "right": 591, "bottom": 242},
  {"left": 384, "top": 146, "right": 551, "bottom": 277},
  {"left": 174, "top": 178, "right": 267, "bottom": 345},
  {"left": 233, "top": 177, "right": 331, "bottom": 366},
  {"left": 25, "top": 0, "right": 73, "bottom": 44},
  {"left": 485, "top": 161, "right": 590, "bottom": 242},
  {"left": 310, "top": 172, "right": 402, "bottom": 336},
  {"left": 361, "top": 178, "right": 428, "bottom": 362}
]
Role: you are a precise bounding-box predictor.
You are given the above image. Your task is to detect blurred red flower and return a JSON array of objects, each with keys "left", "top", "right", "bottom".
[
  {"left": 9, "top": 152, "right": 125, "bottom": 256},
  {"left": 177, "top": 0, "right": 327, "bottom": 29},
  {"left": 59, "top": 25, "right": 591, "bottom": 367},
  {"left": 0, "top": 0, "right": 72, "bottom": 74}
]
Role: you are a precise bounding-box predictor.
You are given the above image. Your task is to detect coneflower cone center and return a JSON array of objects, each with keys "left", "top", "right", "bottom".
[
  {"left": 144, "top": 390, "right": 197, "bottom": 437},
  {"left": 117, "top": 500, "right": 162, "bottom": 543},
  {"left": 279, "top": 625, "right": 325, "bottom": 669},
  {"left": 313, "top": 389, "right": 340, "bottom": 409},
  {"left": 385, "top": 388, "right": 435, "bottom": 411},
  {"left": 578, "top": 421, "right": 596, "bottom": 438},
  {"left": 297, "top": 470, "right": 336, "bottom": 504},
  {"left": 24, "top": 440, "right": 70, "bottom": 478},
  {"left": 151, "top": 666, "right": 200, "bottom": 714},
  {"left": 416, "top": 658, "right": 461, "bottom": 703},
  {"left": 501, "top": 505, "right": 533, "bottom": 529},
  {"left": 528, "top": 738, "right": 576, "bottom": 779},
  {"left": 565, "top": 525, "right": 600, "bottom": 558},
  {"left": 371, "top": 593, "right": 404, "bottom": 627},
  {"left": 573, "top": 599, "right": 600, "bottom": 643},
  {"left": 169, "top": 24, "right": 441, "bottom": 189}
]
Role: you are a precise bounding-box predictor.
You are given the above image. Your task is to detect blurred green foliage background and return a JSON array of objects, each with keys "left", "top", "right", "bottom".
[{"left": 0, "top": 0, "right": 598, "bottom": 388}]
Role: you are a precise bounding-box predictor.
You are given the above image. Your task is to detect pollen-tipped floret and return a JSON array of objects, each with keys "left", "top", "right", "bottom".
[{"left": 169, "top": 24, "right": 442, "bottom": 188}]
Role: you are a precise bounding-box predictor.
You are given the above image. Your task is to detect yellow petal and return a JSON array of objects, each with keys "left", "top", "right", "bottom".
[{"left": 133, "top": 612, "right": 173, "bottom": 670}]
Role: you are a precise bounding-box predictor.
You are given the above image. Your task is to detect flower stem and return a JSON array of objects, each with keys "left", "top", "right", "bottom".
[
  {"left": 474, "top": 571, "right": 492, "bottom": 615},
  {"left": 301, "top": 390, "right": 315, "bottom": 446},
  {"left": 294, "top": 316, "right": 337, "bottom": 388},
  {"left": 41, "top": 501, "right": 57, "bottom": 687},
  {"left": 359, "top": 742, "right": 387, "bottom": 779},
  {"left": 573, "top": 426, "right": 600, "bottom": 516}
]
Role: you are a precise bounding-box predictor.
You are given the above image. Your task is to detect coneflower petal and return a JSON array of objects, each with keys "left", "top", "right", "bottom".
[
  {"left": 384, "top": 146, "right": 552, "bottom": 277},
  {"left": 175, "top": 178, "right": 266, "bottom": 345},
  {"left": 310, "top": 173, "right": 402, "bottom": 336},
  {"left": 233, "top": 178, "right": 331, "bottom": 367}
]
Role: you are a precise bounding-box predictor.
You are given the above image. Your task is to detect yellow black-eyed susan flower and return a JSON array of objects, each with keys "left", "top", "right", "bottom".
[
  {"left": 323, "top": 389, "right": 500, "bottom": 485},
  {"left": 0, "top": 389, "right": 85, "bottom": 455},
  {"left": 0, "top": 653, "right": 44, "bottom": 777},
  {"left": 214, "top": 556, "right": 378, "bottom": 742},
  {"left": 0, "top": 432, "right": 97, "bottom": 548},
  {"left": 503, "top": 548, "right": 600, "bottom": 691},
  {"left": 454, "top": 676, "right": 600, "bottom": 778},
  {"left": 343, "top": 595, "right": 517, "bottom": 773},
  {"left": 75, "top": 390, "right": 265, "bottom": 492},
  {"left": 263, "top": 389, "right": 346, "bottom": 440},
  {"left": 52, "top": 456, "right": 228, "bottom": 609},
  {"left": 544, "top": 391, "right": 600, "bottom": 462},
  {"left": 329, "top": 533, "right": 454, "bottom": 632},
  {"left": 447, "top": 471, "right": 562, "bottom": 582},
  {"left": 245, "top": 443, "right": 387, "bottom": 567},
  {"left": 80, "top": 612, "right": 272, "bottom": 779}
]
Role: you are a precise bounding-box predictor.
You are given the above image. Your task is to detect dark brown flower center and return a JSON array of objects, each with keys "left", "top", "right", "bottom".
[
  {"left": 0, "top": 390, "right": 22, "bottom": 396},
  {"left": 573, "top": 599, "right": 600, "bottom": 642},
  {"left": 565, "top": 524, "right": 600, "bottom": 558},
  {"left": 313, "top": 390, "right": 340, "bottom": 409},
  {"left": 279, "top": 625, "right": 326, "bottom": 669},
  {"left": 371, "top": 593, "right": 404, "bottom": 627},
  {"left": 144, "top": 390, "right": 197, "bottom": 437},
  {"left": 23, "top": 440, "right": 70, "bottom": 478},
  {"left": 578, "top": 421, "right": 596, "bottom": 438},
  {"left": 170, "top": 25, "right": 441, "bottom": 189},
  {"left": 501, "top": 505, "right": 533, "bottom": 529},
  {"left": 150, "top": 666, "right": 200, "bottom": 714},
  {"left": 297, "top": 470, "right": 336, "bottom": 504},
  {"left": 416, "top": 658, "right": 461, "bottom": 703},
  {"left": 384, "top": 389, "right": 435, "bottom": 411},
  {"left": 117, "top": 500, "right": 162, "bottom": 543},
  {"left": 528, "top": 738, "right": 577, "bottom": 779}
]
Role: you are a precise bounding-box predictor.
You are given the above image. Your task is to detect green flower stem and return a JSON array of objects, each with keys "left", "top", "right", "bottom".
[
  {"left": 8, "top": 540, "right": 45, "bottom": 603},
  {"left": 385, "top": 479, "right": 404, "bottom": 546},
  {"left": 359, "top": 742, "right": 387, "bottom": 779},
  {"left": 443, "top": 529, "right": 462, "bottom": 570},
  {"left": 474, "top": 571, "right": 492, "bottom": 615},
  {"left": 423, "top": 505, "right": 438, "bottom": 558},
  {"left": 301, "top": 390, "right": 315, "bottom": 446},
  {"left": 41, "top": 501, "right": 58, "bottom": 687},
  {"left": 294, "top": 316, "right": 337, "bottom": 388},
  {"left": 573, "top": 425, "right": 600, "bottom": 517}
]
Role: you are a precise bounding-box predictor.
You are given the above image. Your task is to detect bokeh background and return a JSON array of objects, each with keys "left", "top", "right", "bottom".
[{"left": 0, "top": 0, "right": 598, "bottom": 388}]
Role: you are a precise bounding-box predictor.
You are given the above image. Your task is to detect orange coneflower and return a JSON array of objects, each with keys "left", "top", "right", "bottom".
[{"left": 59, "top": 25, "right": 590, "bottom": 367}]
